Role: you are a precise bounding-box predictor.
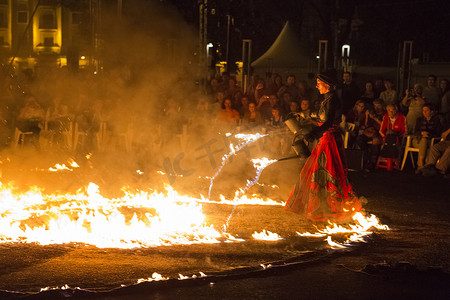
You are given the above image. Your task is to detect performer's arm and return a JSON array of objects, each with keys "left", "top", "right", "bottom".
[{"left": 306, "top": 97, "right": 338, "bottom": 140}]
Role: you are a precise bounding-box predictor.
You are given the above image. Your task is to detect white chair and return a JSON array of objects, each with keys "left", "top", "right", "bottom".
[
  {"left": 343, "top": 122, "right": 355, "bottom": 149},
  {"left": 401, "top": 135, "right": 440, "bottom": 170},
  {"left": 73, "top": 122, "right": 102, "bottom": 152},
  {"left": 14, "top": 127, "right": 33, "bottom": 148}
]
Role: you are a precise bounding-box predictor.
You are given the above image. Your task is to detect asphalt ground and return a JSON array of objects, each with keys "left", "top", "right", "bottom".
[{"left": 0, "top": 148, "right": 449, "bottom": 299}]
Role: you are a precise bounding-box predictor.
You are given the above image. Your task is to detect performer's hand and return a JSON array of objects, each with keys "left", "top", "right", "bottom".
[{"left": 304, "top": 133, "right": 315, "bottom": 142}]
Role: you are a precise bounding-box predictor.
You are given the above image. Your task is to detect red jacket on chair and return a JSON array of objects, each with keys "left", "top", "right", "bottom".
[{"left": 379, "top": 113, "right": 406, "bottom": 140}]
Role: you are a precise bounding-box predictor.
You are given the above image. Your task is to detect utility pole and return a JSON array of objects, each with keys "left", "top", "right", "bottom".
[
  {"left": 117, "top": 0, "right": 123, "bottom": 20},
  {"left": 90, "top": 0, "right": 102, "bottom": 73},
  {"left": 198, "top": 0, "right": 208, "bottom": 86},
  {"left": 225, "top": 14, "right": 232, "bottom": 72}
]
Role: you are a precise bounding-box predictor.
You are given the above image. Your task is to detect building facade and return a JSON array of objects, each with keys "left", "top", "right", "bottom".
[{"left": 0, "top": 0, "right": 95, "bottom": 73}]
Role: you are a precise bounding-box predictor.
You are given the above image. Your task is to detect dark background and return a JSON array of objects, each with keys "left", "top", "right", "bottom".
[{"left": 153, "top": 0, "right": 450, "bottom": 67}]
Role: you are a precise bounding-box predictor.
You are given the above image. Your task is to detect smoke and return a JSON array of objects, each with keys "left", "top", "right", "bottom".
[{"left": 0, "top": 0, "right": 299, "bottom": 202}]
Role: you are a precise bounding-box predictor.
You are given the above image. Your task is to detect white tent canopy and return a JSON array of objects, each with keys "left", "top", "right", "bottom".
[{"left": 251, "top": 21, "right": 311, "bottom": 70}]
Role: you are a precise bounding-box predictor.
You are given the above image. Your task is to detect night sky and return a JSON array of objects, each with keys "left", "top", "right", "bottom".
[{"left": 158, "top": 0, "right": 450, "bottom": 67}]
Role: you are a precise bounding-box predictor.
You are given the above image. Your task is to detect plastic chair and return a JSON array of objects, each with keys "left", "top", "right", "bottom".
[
  {"left": 400, "top": 135, "right": 440, "bottom": 170},
  {"left": 73, "top": 122, "right": 101, "bottom": 152},
  {"left": 376, "top": 156, "right": 400, "bottom": 171},
  {"left": 344, "top": 122, "right": 355, "bottom": 149},
  {"left": 13, "top": 127, "right": 33, "bottom": 148}
]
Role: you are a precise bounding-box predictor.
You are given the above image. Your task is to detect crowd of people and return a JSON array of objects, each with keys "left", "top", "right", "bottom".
[
  {"left": 205, "top": 71, "right": 450, "bottom": 177},
  {"left": 0, "top": 67, "right": 449, "bottom": 178}
]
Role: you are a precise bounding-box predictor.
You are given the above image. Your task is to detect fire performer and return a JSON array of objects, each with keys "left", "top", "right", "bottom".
[{"left": 284, "top": 73, "right": 362, "bottom": 222}]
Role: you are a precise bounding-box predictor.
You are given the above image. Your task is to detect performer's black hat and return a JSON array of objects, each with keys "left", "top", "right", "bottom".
[{"left": 316, "top": 72, "right": 337, "bottom": 88}]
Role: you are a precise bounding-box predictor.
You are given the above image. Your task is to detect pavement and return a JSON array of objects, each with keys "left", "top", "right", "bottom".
[{"left": 0, "top": 150, "right": 450, "bottom": 299}]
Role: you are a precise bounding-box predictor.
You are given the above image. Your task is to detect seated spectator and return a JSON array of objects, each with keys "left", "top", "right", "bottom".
[
  {"left": 286, "top": 100, "right": 300, "bottom": 120},
  {"left": 422, "top": 127, "right": 450, "bottom": 178},
  {"left": 237, "top": 95, "right": 250, "bottom": 119},
  {"left": 265, "top": 106, "right": 287, "bottom": 155},
  {"left": 355, "top": 99, "right": 385, "bottom": 169},
  {"left": 211, "top": 91, "right": 225, "bottom": 116},
  {"left": 259, "top": 94, "right": 281, "bottom": 121},
  {"left": 254, "top": 79, "right": 269, "bottom": 103},
  {"left": 265, "top": 105, "right": 285, "bottom": 131},
  {"left": 346, "top": 100, "right": 367, "bottom": 147},
  {"left": 216, "top": 98, "right": 239, "bottom": 131},
  {"left": 379, "top": 79, "right": 397, "bottom": 106},
  {"left": 379, "top": 104, "right": 406, "bottom": 158},
  {"left": 241, "top": 102, "right": 263, "bottom": 131},
  {"left": 46, "top": 95, "right": 72, "bottom": 132},
  {"left": 298, "top": 99, "right": 317, "bottom": 127},
  {"left": 401, "top": 83, "right": 425, "bottom": 134},
  {"left": 16, "top": 94, "right": 45, "bottom": 148},
  {"left": 413, "top": 104, "right": 443, "bottom": 173},
  {"left": 297, "top": 80, "right": 313, "bottom": 101},
  {"left": 280, "top": 91, "right": 293, "bottom": 114},
  {"left": 346, "top": 100, "right": 367, "bottom": 131}
]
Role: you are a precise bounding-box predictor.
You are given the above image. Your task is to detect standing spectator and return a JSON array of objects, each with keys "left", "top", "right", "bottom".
[
  {"left": 277, "top": 75, "right": 299, "bottom": 101},
  {"left": 268, "top": 73, "right": 283, "bottom": 95},
  {"left": 374, "top": 78, "right": 385, "bottom": 99},
  {"left": 339, "top": 71, "right": 360, "bottom": 113},
  {"left": 361, "top": 81, "right": 376, "bottom": 104},
  {"left": 441, "top": 80, "right": 450, "bottom": 128},
  {"left": 401, "top": 83, "right": 425, "bottom": 134},
  {"left": 439, "top": 79, "right": 449, "bottom": 99},
  {"left": 423, "top": 75, "right": 441, "bottom": 109},
  {"left": 379, "top": 79, "right": 398, "bottom": 106},
  {"left": 413, "top": 104, "right": 443, "bottom": 172},
  {"left": 254, "top": 79, "right": 269, "bottom": 103}
]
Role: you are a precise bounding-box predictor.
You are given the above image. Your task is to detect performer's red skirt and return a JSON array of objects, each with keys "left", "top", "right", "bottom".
[{"left": 285, "top": 126, "right": 362, "bottom": 222}]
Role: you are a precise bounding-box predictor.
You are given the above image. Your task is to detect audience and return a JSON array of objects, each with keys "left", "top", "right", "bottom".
[
  {"left": 4, "top": 67, "right": 450, "bottom": 182},
  {"left": 401, "top": 83, "right": 425, "bottom": 134},
  {"left": 379, "top": 79, "right": 398, "bottom": 106},
  {"left": 241, "top": 101, "right": 264, "bottom": 131},
  {"left": 422, "top": 127, "right": 450, "bottom": 178}
]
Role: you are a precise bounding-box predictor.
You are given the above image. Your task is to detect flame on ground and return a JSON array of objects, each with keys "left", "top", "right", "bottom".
[
  {"left": 0, "top": 182, "right": 235, "bottom": 248},
  {"left": 252, "top": 230, "right": 283, "bottom": 241},
  {"left": 297, "top": 212, "right": 390, "bottom": 250}
]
